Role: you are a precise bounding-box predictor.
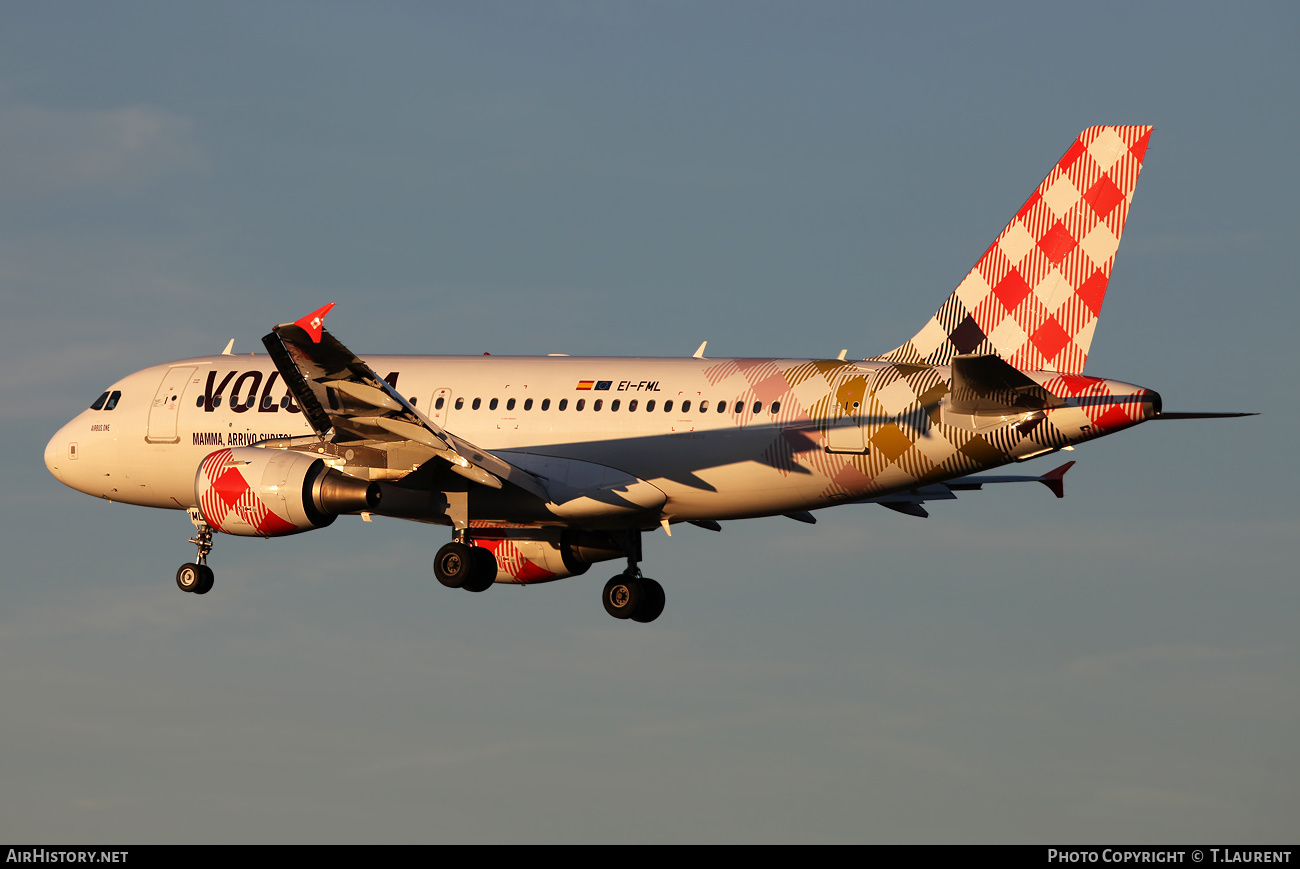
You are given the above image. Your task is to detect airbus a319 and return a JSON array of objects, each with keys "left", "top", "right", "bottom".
[{"left": 44, "top": 126, "right": 1250, "bottom": 622}]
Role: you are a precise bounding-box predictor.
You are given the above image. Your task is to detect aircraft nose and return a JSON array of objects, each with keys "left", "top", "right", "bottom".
[{"left": 45, "top": 426, "right": 66, "bottom": 482}]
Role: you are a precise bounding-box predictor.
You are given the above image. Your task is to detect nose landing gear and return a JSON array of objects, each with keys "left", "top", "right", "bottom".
[{"left": 177, "top": 508, "right": 215, "bottom": 595}]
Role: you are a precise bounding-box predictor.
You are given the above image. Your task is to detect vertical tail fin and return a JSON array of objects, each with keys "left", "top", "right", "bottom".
[{"left": 877, "top": 126, "right": 1152, "bottom": 374}]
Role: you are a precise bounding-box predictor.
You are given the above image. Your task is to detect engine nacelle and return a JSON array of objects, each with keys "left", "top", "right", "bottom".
[
  {"left": 195, "top": 447, "right": 375, "bottom": 537},
  {"left": 477, "top": 529, "right": 628, "bottom": 584}
]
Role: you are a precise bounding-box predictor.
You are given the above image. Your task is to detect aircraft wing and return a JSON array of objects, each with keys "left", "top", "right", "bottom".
[
  {"left": 261, "top": 304, "right": 548, "bottom": 500},
  {"left": 863, "top": 461, "right": 1075, "bottom": 518}
]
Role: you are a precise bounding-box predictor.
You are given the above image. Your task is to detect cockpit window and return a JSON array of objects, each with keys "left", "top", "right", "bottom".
[
  {"left": 90, "top": 392, "right": 109, "bottom": 410},
  {"left": 103, "top": 391, "right": 122, "bottom": 410}
]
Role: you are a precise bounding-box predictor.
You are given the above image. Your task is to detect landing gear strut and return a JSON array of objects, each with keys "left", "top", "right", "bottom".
[
  {"left": 177, "top": 508, "right": 215, "bottom": 595},
  {"left": 601, "top": 530, "right": 665, "bottom": 623}
]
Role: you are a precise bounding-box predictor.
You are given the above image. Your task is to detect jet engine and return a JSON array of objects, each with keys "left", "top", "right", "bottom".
[
  {"left": 195, "top": 447, "right": 376, "bottom": 536},
  {"left": 476, "top": 530, "right": 628, "bottom": 584}
]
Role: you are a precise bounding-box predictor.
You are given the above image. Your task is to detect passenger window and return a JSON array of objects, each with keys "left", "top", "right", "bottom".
[
  {"left": 280, "top": 395, "right": 291, "bottom": 409},
  {"left": 524, "top": 398, "right": 533, "bottom": 411},
  {"left": 541, "top": 399, "right": 550, "bottom": 411},
  {"left": 629, "top": 399, "right": 638, "bottom": 412},
  {"left": 261, "top": 395, "right": 275, "bottom": 410},
  {"left": 455, "top": 397, "right": 464, "bottom": 410},
  {"left": 611, "top": 399, "right": 620, "bottom": 411},
  {"left": 104, "top": 391, "right": 122, "bottom": 411},
  {"left": 753, "top": 401, "right": 762, "bottom": 414},
  {"left": 681, "top": 400, "right": 690, "bottom": 413},
  {"left": 435, "top": 396, "right": 445, "bottom": 410},
  {"left": 472, "top": 398, "right": 482, "bottom": 410},
  {"left": 91, "top": 392, "right": 109, "bottom": 410},
  {"left": 771, "top": 401, "right": 781, "bottom": 413},
  {"left": 213, "top": 395, "right": 223, "bottom": 408},
  {"left": 558, "top": 398, "right": 567, "bottom": 411},
  {"left": 196, "top": 396, "right": 205, "bottom": 408},
  {"left": 717, "top": 401, "right": 726, "bottom": 413},
  {"left": 699, "top": 400, "right": 709, "bottom": 412},
  {"left": 646, "top": 400, "right": 655, "bottom": 412},
  {"left": 506, "top": 398, "right": 516, "bottom": 411},
  {"left": 490, "top": 398, "right": 499, "bottom": 411},
  {"left": 576, "top": 399, "right": 585, "bottom": 411},
  {"left": 594, "top": 399, "right": 603, "bottom": 411}
]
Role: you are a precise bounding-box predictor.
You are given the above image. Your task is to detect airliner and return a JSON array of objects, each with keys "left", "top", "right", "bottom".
[{"left": 43, "top": 126, "right": 1249, "bottom": 622}]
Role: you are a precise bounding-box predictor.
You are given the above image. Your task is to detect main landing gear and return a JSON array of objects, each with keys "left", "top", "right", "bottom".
[
  {"left": 177, "top": 508, "right": 215, "bottom": 595},
  {"left": 600, "top": 531, "right": 664, "bottom": 623},
  {"left": 432, "top": 524, "right": 667, "bottom": 623},
  {"left": 602, "top": 572, "right": 665, "bottom": 623},
  {"left": 434, "top": 537, "right": 499, "bottom": 593}
]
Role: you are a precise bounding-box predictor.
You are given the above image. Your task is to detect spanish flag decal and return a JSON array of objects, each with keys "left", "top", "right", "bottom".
[{"left": 576, "top": 380, "right": 595, "bottom": 390}]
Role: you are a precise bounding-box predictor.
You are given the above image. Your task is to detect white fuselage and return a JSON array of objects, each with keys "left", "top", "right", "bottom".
[{"left": 45, "top": 352, "right": 1152, "bottom": 527}]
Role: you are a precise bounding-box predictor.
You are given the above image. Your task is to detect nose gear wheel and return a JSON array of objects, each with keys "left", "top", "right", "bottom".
[{"left": 176, "top": 508, "right": 217, "bottom": 595}]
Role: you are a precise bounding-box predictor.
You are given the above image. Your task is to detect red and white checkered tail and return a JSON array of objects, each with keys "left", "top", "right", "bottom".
[{"left": 876, "top": 126, "right": 1153, "bottom": 374}]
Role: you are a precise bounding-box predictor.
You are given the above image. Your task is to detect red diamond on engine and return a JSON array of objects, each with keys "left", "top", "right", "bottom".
[
  {"left": 212, "top": 467, "right": 250, "bottom": 507},
  {"left": 257, "top": 510, "right": 299, "bottom": 536}
]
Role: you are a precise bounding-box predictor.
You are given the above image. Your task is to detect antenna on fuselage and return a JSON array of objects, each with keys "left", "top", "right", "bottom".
[
  {"left": 693, "top": 341, "right": 707, "bottom": 359},
  {"left": 221, "top": 340, "right": 235, "bottom": 355},
  {"left": 836, "top": 349, "right": 847, "bottom": 361}
]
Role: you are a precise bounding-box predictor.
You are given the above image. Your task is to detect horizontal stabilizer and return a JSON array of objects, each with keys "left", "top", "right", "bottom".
[
  {"left": 948, "top": 354, "right": 1065, "bottom": 416},
  {"left": 1152, "top": 412, "right": 1258, "bottom": 420},
  {"left": 864, "top": 460, "right": 1076, "bottom": 516}
]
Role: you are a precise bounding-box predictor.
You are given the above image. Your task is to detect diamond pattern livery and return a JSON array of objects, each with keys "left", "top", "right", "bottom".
[{"left": 877, "top": 126, "right": 1152, "bottom": 374}]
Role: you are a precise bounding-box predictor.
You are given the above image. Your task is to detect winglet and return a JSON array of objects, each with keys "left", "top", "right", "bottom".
[
  {"left": 1039, "top": 461, "right": 1075, "bottom": 499},
  {"left": 294, "top": 303, "right": 336, "bottom": 343}
]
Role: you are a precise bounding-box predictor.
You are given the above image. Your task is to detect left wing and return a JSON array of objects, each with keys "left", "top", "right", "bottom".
[
  {"left": 863, "top": 461, "right": 1075, "bottom": 518},
  {"left": 261, "top": 304, "right": 549, "bottom": 500}
]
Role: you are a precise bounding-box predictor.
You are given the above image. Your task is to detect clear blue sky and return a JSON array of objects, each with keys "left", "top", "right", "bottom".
[{"left": 2, "top": 1, "right": 1296, "bottom": 843}]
